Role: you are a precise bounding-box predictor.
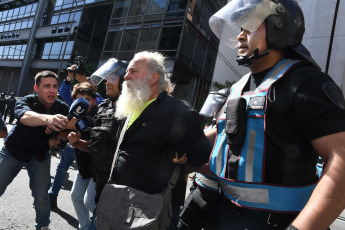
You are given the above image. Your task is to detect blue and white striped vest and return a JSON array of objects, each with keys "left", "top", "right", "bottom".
[{"left": 210, "top": 59, "right": 317, "bottom": 212}]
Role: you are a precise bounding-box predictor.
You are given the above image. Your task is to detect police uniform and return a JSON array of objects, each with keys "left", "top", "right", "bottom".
[
  {"left": 89, "top": 98, "right": 122, "bottom": 203},
  {"left": 209, "top": 59, "right": 345, "bottom": 229}
]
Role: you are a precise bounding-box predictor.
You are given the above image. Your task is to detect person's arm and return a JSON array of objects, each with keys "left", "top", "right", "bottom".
[
  {"left": 20, "top": 111, "right": 68, "bottom": 132},
  {"left": 67, "top": 131, "right": 92, "bottom": 153},
  {"left": 59, "top": 80, "right": 73, "bottom": 105},
  {"left": 59, "top": 65, "right": 76, "bottom": 105},
  {"left": 291, "top": 131, "right": 345, "bottom": 230}
]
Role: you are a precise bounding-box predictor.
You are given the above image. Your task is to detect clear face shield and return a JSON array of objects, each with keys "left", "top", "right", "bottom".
[
  {"left": 209, "top": 0, "right": 279, "bottom": 48},
  {"left": 90, "top": 58, "right": 127, "bottom": 86},
  {"left": 199, "top": 91, "right": 229, "bottom": 118}
]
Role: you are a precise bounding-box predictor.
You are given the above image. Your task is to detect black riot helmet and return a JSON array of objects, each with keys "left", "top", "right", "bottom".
[{"left": 266, "top": 0, "right": 304, "bottom": 49}]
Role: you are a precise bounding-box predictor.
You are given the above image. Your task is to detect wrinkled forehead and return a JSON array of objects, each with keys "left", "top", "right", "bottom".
[{"left": 128, "top": 57, "right": 148, "bottom": 70}]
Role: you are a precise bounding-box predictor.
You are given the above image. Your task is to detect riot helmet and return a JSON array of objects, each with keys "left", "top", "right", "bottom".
[
  {"left": 200, "top": 88, "right": 230, "bottom": 119},
  {"left": 209, "top": 0, "right": 310, "bottom": 66},
  {"left": 210, "top": 0, "right": 304, "bottom": 49},
  {"left": 90, "top": 58, "right": 128, "bottom": 87}
]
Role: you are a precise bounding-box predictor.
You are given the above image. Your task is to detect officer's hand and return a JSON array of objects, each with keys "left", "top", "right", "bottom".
[
  {"left": 172, "top": 152, "right": 187, "bottom": 165},
  {"left": 46, "top": 114, "right": 68, "bottom": 132},
  {"left": 67, "top": 131, "right": 81, "bottom": 147}
]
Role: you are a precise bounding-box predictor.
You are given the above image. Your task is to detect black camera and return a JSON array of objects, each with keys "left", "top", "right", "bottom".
[{"left": 67, "top": 56, "right": 86, "bottom": 74}]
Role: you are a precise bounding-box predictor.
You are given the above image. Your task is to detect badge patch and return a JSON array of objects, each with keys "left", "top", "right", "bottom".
[{"left": 322, "top": 82, "right": 345, "bottom": 109}]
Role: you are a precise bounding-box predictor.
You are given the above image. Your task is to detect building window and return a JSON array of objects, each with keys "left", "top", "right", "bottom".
[
  {"left": 146, "top": 0, "right": 165, "bottom": 15},
  {"left": 159, "top": 25, "right": 182, "bottom": 50},
  {"left": 127, "top": 0, "right": 147, "bottom": 22},
  {"left": 104, "top": 28, "right": 123, "bottom": 52},
  {"left": 120, "top": 29, "right": 140, "bottom": 51},
  {"left": 192, "top": 39, "right": 206, "bottom": 74},
  {"left": 112, "top": 0, "right": 130, "bottom": 19},
  {"left": 165, "top": 0, "right": 186, "bottom": 18},
  {"left": 137, "top": 26, "right": 160, "bottom": 51},
  {"left": 166, "top": 0, "right": 187, "bottom": 11},
  {"left": 0, "top": 44, "right": 27, "bottom": 60},
  {"left": 41, "top": 41, "right": 74, "bottom": 60},
  {"left": 179, "top": 26, "right": 197, "bottom": 64},
  {"left": 50, "top": 10, "right": 82, "bottom": 27}
]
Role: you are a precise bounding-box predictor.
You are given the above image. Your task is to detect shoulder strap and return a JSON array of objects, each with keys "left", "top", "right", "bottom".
[{"left": 108, "top": 114, "right": 131, "bottom": 180}]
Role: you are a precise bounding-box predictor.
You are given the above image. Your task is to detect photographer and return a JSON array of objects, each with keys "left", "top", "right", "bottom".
[{"left": 59, "top": 57, "right": 103, "bottom": 106}]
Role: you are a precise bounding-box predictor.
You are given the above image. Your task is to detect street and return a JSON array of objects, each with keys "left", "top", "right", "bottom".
[
  {"left": 0, "top": 123, "right": 345, "bottom": 229},
  {"left": 0, "top": 123, "right": 79, "bottom": 230}
]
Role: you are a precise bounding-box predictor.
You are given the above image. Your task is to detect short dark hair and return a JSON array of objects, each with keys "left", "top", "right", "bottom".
[
  {"left": 35, "top": 71, "right": 58, "bottom": 86},
  {"left": 71, "top": 82, "right": 97, "bottom": 99}
]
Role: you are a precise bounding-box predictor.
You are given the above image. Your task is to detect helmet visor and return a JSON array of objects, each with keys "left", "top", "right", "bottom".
[
  {"left": 209, "top": 0, "right": 277, "bottom": 48},
  {"left": 200, "top": 92, "right": 228, "bottom": 118},
  {"left": 90, "top": 58, "right": 127, "bottom": 86}
]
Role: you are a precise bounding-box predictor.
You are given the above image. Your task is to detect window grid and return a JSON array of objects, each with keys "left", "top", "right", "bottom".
[
  {"left": 0, "top": 44, "right": 27, "bottom": 59},
  {"left": 41, "top": 41, "right": 74, "bottom": 60}
]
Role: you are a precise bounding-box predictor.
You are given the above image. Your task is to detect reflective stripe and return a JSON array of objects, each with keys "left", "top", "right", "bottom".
[
  {"left": 219, "top": 180, "right": 268, "bottom": 204},
  {"left": 245, "top": 130, "right": 256, "bottom": 182},
  {"left": 216, "top": 130, "right": 226, "bottom": 176},
  {"left": 195, "top": 173, "right": 219, "bottom": 191},
  {"left": 256, "top": 59, "right": 301, "bottom": 92},
  {"left": 219, "top": 179, "right": 316, "bottom": 212}
]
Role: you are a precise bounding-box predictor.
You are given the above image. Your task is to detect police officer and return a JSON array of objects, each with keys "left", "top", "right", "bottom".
[
  {"left": 3, "top": 92, "right": 16, "bottom": 124},
  {"left": 67, "top": 58, "right": 127, "bottom": 228},
  {"left": 0, "top": 93, "right": 6, "bottom": 116},
  {"left": 206, "top": 0, "right": 345, "bottom": 229}
]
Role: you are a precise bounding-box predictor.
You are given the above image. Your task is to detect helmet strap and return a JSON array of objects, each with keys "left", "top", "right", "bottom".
[{"left": 236, "top": 48, "right": 270, "bottom": 66}]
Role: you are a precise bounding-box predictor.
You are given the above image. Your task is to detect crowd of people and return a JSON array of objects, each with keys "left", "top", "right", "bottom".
[{"left": 1, "top": 0, "right": 345, "bottom": 230}]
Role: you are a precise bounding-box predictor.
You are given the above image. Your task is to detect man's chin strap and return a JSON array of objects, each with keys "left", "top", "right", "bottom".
[{"left": 236, "top": 48, "right": 270, "bottom": 66}]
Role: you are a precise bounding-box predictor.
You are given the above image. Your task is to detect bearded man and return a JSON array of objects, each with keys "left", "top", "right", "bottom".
[{"left": 110, "top": 51, "right": 211, "bottom": 230}]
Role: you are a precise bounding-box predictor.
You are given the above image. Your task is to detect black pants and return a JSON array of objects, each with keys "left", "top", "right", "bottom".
[
  {"left": 203, "top": 195, "right": 299, "bottom": 230},
  {"left": 4, "top": 108, "right": 14, "bottom": 123},
  {"left": 178, "top": 183, "right": 220, "bottom": 230}
]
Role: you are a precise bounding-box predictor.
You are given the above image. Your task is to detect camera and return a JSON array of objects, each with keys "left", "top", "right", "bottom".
[{"left": 67, "top": 56, "right": 86, "bottom": 74}]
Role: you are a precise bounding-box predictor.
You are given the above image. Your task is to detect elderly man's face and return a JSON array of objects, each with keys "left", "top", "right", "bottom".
[{"left": 124, "top": 58, "right": 152, "bottom": 84}]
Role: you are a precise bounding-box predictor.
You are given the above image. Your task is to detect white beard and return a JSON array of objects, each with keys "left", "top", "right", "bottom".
[{"left": 115, "top": 77, "right": 152, "bottom": 119}]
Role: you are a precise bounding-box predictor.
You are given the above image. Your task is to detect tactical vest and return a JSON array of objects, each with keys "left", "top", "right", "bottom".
[
  {"left": 210, "top": 59, "right": 317, "bottom": 212},
  {"left": 90, "top": 99, "right": 121, "bottom": 172}
]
